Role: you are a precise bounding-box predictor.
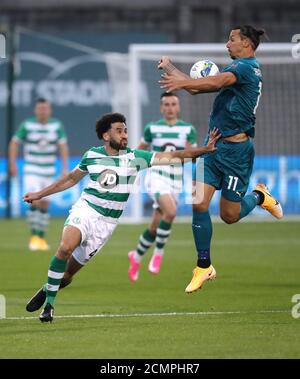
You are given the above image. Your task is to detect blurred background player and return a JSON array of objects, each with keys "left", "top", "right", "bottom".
[
  {"left": 8, "top": 98, "right": 69, "bottom": 251},
  {"left": 128, "top": 92, "right": 197, "bottom": 282},
  {"left": 159, "top": 25, "right": 283, "bottom": 293}
]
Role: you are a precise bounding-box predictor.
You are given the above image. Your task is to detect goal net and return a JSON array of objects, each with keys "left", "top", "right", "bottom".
[{"left": 106, "top": 43, "right": 300, "bottom": 221}]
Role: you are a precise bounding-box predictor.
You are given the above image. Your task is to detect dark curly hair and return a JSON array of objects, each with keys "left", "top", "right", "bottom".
[{"left": 95, "top": 112, "right": 126, "bottom": 140}]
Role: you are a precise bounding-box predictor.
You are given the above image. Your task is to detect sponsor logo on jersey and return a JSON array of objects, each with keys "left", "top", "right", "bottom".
[{"left": 98, "top": 169, "right": 119, "bottom": 189}]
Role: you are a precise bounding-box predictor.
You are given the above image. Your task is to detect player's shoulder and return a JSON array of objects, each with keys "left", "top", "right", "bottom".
[
  {"left": 123, "top": 147, "right": 139, "bottom": 157},
  {"left": 225, "top": 58, "right": 262, "bottom": 81},
  {"left": 242, "top": 58, "right": 262, "bottom": 79},
  {"left": 233, "top": 58, "right": 261, "bottom": 72},
  {"left": 130, "top": 147, "right": 150, "bottom": 157},
  {"left": 145, "top": 119, "right": 166, "bottom": 128},
  {"left": 48, "top": 117, "right": 64, "bottom": 126},
  {"left": 176, "top": 119, "right": 194, "bottom": 128},
  {"left": 21, "top": 117, "right": 36, "bottom": 126},
  {"left": 89, "top": 146, "right": 107, "bottom": 155}
]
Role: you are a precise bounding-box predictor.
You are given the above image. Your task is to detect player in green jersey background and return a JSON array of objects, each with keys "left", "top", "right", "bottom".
[
  {"left": 128, "top": 92, "right": 197, "bottom": 282},
  {"left": 8, "top": 98, "right": 69, "bottom": 251}
]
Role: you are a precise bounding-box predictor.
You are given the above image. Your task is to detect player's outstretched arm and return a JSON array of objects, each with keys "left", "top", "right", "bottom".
[
  {"left": 8, "top": 139, "right": 19, "bottom": 177},
  {"left": 23, "top": 167, "right": 87, "bottom": 203},
  {"left": 58, "top": 142, "right": 69, "bottom": 177},
  {"left": 159, "top": 71, "right": 237, "bottom": 94},
  {"left": 152, "top": 128, "right": 220, "bottom": 165}
]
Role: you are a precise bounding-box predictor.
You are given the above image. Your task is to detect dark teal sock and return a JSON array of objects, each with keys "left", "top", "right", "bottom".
[
  {"left": 239, "top": 193, "right": 259, "bottom": 220},
  {"left": 192, "top": 210, "right": 212, "bottom": 268}
]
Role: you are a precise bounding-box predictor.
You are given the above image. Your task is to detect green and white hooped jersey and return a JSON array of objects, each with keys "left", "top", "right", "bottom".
[
  {"left": 13, "top": 117, "right": 67, "bottom": 178},
  {"left": 77, "top": 146, "right": 155, "bottom": 223},
  {"left": 142, "top": 119, "right": 196, "bottom": 183}
]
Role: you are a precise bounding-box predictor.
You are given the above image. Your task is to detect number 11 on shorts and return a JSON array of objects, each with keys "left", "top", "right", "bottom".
[{"left": 227, "top": 175, "right": 238, "bottom": 191}]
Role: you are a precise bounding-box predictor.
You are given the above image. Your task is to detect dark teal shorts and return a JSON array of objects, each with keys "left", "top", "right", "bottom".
[{"left": 193, "top": 138, "right": 255, "bottom": 202}]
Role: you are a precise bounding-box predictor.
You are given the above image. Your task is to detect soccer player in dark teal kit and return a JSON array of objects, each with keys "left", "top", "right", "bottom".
[{"left": 159, "top": 25, "right": 283, "bottom": 293}]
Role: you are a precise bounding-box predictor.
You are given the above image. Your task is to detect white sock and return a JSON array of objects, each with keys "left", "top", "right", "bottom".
[
  {"left": 153, "top": 248, "right": 164, "bottom": 257},
  {"left": 134, "top": 251, "right": 143, "bottom": 262}
]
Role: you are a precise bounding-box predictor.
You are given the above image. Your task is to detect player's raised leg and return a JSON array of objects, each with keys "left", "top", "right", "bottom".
[{"left": 220, "top": 185, "right": 283, "bottom": 224}]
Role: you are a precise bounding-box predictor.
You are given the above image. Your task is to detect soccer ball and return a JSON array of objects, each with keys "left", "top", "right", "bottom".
[{"left": 190, "top": 60, "right": 219, "bottom": 79}]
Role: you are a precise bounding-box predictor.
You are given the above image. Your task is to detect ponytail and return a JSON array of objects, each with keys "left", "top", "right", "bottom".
[{"left": 234, "top": 25, "right": 267, "bottom": 50}]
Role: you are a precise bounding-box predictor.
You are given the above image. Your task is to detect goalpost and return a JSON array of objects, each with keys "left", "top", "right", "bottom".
[{"left": 113, "top": 43, "right": 299, "bottom": 222}]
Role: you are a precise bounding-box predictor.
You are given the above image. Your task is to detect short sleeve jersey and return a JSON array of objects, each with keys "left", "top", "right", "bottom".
[
  {"left": 13, "top": 117, "right": 67, "bottom": 177},
  {"left": 142, "top": 118, "right": 196, "bottom": 183},
  {"left": 77, "top": 146, "right": 155, "bottom": 222}
]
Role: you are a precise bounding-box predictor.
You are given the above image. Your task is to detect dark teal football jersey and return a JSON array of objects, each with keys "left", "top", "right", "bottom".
[{"left": 209, "top": 57, "right": 262, "bottom": 138}]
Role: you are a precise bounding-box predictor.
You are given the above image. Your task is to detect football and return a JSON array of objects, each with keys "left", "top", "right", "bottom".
[{"left": 190, "top": 59, "right": 219, "bottom": 79}]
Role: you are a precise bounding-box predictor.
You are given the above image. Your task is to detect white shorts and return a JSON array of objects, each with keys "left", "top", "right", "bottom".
[
  {"left": 24, "top": 175, "right": 54, "bottom": 202},
  {"left": 65, "top": 198, "right": 117, "bottom": 266},
  {"left": 144, "top": 170, "right": 181, "bottom": 209}
]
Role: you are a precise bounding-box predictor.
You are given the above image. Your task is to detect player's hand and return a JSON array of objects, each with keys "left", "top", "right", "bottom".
[
  {"left": 159, "top": 73, "right": 182, "bottom": 92},
  {"left": 23, "top": 192, "right": 42, "bottom": 204},
  {"left": 158, "top": 56, "right": 171, "bottom": 70},
  {"left": 205, "top": 128, "right": 221, "bottom": 152}
]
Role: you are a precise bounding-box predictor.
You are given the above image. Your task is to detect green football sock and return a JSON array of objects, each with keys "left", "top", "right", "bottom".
[
  {"left": 27, "top": 205, "right": 39, "bottom": 236},
  {"left": 36, "top": 209, "right": 49, "bottom": 238},
  {"left": 45, "top": 256, "right": 67, "bottom": 306},
  {"left": 136, "top": 229, "right": 156, "bottom": 256},
  {"left": 154, "top": 219, "right": 172, "bottom": 256}
]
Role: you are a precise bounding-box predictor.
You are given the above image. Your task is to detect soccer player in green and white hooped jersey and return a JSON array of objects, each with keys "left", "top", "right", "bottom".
[
  {"left": 159, "top": 25, "right": 283, "bottom": 294},
  {"left": 128, "top": 92, "right": 197, "bottom": 282},
  {"left": 8, "top": 98, "right": 69, "bottom": 251},
  {"left": 23, "top": 112, "right": 219, "bottom": 322}
]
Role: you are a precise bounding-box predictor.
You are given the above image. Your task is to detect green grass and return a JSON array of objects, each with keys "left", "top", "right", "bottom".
[{"left": 0, "top": 218, "right": 299, "bottom": 358}]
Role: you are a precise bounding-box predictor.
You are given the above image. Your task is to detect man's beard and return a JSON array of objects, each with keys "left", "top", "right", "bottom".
[{"left": 109, "top": 139, "right": 127, "bottom": 151}]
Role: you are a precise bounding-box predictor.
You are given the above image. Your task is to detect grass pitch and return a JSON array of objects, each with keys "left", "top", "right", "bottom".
[{"left": 0, "top": 218, "right": 299, "bottom": 358}]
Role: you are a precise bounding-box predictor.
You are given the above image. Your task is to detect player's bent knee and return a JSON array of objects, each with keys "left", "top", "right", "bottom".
[
  {"left": 193, "top": 203, "right": 209, "bottom": 212},
  {"left": 148, "top": 226, "right": 157, "bottom": 236},
  {"left": 57, "top": 242, "right": 74, "bottom": 260},
  {"left": 163, "top": 211, "right": 176, "bottom": 223},
  {"left": 220, "top": 211, "right": 239, "bottom": 224}
]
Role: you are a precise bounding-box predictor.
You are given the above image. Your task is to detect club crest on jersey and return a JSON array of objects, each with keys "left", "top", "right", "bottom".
[{"left": 97, "top": 169, "right": 119, "bottom": 189}]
